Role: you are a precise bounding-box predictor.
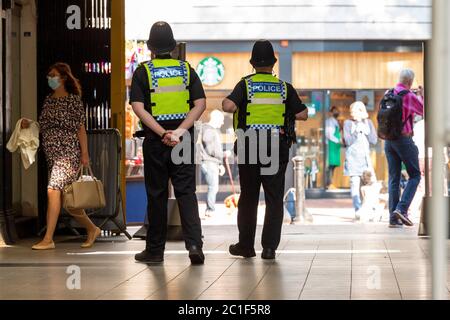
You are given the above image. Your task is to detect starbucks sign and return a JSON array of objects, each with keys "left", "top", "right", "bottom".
[{"left": 196, "top": 57, "right": 225, "bottom": 87}]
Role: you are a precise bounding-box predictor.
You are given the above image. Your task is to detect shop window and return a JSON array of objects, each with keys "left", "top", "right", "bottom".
[{"left": 296, "top": 91, "right": 325, "bottom": 190}]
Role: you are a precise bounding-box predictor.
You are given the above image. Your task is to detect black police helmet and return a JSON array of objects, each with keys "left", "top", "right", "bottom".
[
  {"left": 147, "top": 21, "right": 177, "bottom": 54},
  {"left": 250, "top": 40, "right": 277, "bottom": 68}
]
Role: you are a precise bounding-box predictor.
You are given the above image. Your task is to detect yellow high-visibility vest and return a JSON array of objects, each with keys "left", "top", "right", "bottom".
[
  {"left": 237, "top": 73, "right": 287, "bottom": 130},
  {"left": 143, "top": 59, "right": 191, "bottom": 122}
]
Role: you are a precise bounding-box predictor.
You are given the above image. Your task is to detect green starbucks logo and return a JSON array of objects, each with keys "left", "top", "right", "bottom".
[{"left": 197, "top": 57, "right": 225, "bottom": 87}]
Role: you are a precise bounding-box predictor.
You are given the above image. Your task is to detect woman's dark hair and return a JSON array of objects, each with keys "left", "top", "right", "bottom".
[{"left": 48, "top": 62, "right": 82, "bottom": 96}]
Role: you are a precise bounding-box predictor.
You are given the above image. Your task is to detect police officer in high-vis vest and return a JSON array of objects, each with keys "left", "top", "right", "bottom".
[
  {"left": 222, "top": 40, "right": 309, "bottom": 260},
  {"left": 130, "top": 22, "right": 206, "bottom": 265}
]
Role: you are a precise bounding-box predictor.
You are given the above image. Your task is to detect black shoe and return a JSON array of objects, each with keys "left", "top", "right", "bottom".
[
  {"left": 394, "top": 210, "right": 414, "bottom": 227},
  {"left": 389, "top": 219, "right": 404, "bottom": 228},
  {"left": 229, "top": 243, "right": 256, "bottom": 258},
  {"left": 261, "top": 248, "right": 276, "bottom": 260},
  {"left": 189, "top": 245, "right": 205, "bottom": 265},
  {"left": 135, "top": 250, "right": 164, "bottom": 264}
]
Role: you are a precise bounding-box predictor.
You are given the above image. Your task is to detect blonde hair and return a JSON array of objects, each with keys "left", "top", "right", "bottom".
[{"left": 350, "top": 101, "right": 369, "bottom": 120}]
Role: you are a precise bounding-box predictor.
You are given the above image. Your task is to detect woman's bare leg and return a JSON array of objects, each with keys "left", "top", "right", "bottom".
[
  {"left": 67, "top": 209, "right": 96, "bottom": 232},
  {"left": 32, "top": 189, "right": 62, "bottom": 248},
  {"left": 66, "top": 209, "right": 101, "bottom": 248},
  {"left": 43, "top": 189, "right": 62, "bottom": 241}
]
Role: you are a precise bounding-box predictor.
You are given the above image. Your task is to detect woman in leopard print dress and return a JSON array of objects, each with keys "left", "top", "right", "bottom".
[
  {"left": 40, "top": 94, "right": 85, "bottom": 190},
  {"left": 29, "top": 63, "right": 101, "bottom": 250}
]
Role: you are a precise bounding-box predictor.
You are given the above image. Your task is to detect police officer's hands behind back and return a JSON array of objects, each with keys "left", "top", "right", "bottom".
[
  {"left": 162, "top": 131, "right": 177, "bottom": 147},
  {"left": 162, "top": 128, "right": 188, "bottom": 147}
]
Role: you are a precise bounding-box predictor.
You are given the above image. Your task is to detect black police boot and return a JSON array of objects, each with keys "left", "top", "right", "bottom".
[
  {"left": 189, "top": 245, "right": 205, "bottom": 265},
  {"left": 135, "top": 250, "right": 164, "bottom": 264},
  {"left": 261, "top": 248, "right": 276, "bottom": 260},
  {"left": 229, "top": 243, "right": 256, "bottom": 258}
]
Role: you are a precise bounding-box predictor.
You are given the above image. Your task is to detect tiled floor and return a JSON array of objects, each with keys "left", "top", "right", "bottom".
[{"left": 1, "top": 223, "right": 449, "bottom": 300}]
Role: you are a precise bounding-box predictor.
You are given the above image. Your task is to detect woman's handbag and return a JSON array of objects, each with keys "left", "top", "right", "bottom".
[{"left": 63, "top": 165, "right": 106, "bottom": 210}]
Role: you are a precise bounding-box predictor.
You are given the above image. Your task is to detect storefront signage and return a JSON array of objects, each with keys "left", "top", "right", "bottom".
[{"left": 197, "top": 57, "right": 225, "bottom": 87}]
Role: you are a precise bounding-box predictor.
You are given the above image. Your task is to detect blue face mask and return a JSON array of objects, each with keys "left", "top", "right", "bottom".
[{"left": 48, "top": 76, "right": 61, "bottom": 90}]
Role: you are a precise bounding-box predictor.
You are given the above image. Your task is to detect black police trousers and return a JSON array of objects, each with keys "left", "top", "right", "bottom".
[
  {"left": 143, "top": 138, "right": 203, "bottom": 254},
  {"left": 237, "top": 162, "right": 288, "bottom": 251}
]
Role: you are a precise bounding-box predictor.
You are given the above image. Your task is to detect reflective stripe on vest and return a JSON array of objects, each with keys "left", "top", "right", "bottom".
[
  {"left": 244, "top": 74, "right": 287, "bottom": 130},
  {"left": 144, "top": 59, "right": 191, "bottom": 122}
]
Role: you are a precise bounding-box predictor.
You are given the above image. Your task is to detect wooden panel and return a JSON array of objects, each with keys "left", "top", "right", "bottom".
[
  {"left": 293, "top": 52, "right": 424, "bottom": 89},
  {"left": 186, "top": 52, "right": 279, "bottom": 90},
  {"left": 111, "top": 0, "right": 127, "bottom": 219}
]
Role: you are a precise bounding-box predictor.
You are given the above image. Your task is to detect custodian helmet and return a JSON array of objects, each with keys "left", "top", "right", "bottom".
[
  {"left": 250, "top": 40, "right": 278, "bottom": 67},
  {"left": 147, "top": 21, "right": 177, "bottom": 54}
]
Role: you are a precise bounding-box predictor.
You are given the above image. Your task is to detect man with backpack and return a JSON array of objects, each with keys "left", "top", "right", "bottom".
[{"left": 377, "top": 69, "right": 424, "bottom": 228}]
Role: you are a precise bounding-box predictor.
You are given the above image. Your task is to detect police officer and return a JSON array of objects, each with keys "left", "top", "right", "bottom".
[
  {"left": 130, "top": 22, "right": 206, "bottom": 264},
  {"left": 222, "top": 40, "right": 308, "bottom": 260}
]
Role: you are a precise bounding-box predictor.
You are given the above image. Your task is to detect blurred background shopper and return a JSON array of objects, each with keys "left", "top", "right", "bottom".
[
  {"left": 381, "top": 69, "right": 424, "bottom": 228},
  {"left": 343, "top": 101, "right": 378, "bottom": 220},
  {"left": 199, "top": 110, "right": 228, "bottom": 219},
  {"left": 325, "top": 106, "right": 342, "bottom": 190}
]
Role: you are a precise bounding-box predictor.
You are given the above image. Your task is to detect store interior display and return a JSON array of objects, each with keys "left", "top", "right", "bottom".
[{"left": 125, "top": 137, "right": 144, "bottom": 178}]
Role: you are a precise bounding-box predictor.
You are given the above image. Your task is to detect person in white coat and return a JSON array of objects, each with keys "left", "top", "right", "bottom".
[{"left": 343, "top": 101, "right": 378, "bottom": 219}]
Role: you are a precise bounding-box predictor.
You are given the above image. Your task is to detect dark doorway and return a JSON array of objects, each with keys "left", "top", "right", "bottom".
[{"left": 0, "top": 2, "right": 15, "bottom": 244}]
